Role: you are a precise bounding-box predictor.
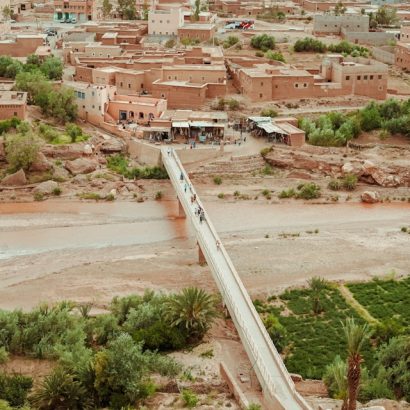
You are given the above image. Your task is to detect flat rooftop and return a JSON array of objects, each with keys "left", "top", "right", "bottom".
[{"left": 0, "top": 91, "right": 27, "bottom": 104}]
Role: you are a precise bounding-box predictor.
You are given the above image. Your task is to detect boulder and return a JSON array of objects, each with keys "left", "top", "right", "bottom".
[
  {"left": 33, "top": 180, "right": 58, "bottom": 195},
  {"left": 361, "top": 161, "right": 402, "bottom": 187},
  {"left": 72, "top": 174, "right": 88, "bottom": 185},
  {"left": 41, "top": 145, "right": 84, "bottom": 160},
  {"left": 65, "top": 158, "right": 97, "bottom": 175},
  {"left": 52, "top": 166, "right": 70, "bottom": 181},
  {"left": 361, "top": 191, "right": 380, "bottom": 204},
  {"left": 290, "top": 373, "right": 303, "bottom": 383},
  {"left": 83, "top": 144, "right": 93, "bottom": 155},
  {"left": 342, "top": 162, "right": 355, "bottom": 174},
  {"left": 1, "top": 169, "right": 27, "bottom": 186},
  {"left": 99, "top": 138, "right": 126, "bottom": 154},
  {"left": 30, "top": 152, "right": 52, "bottom": 172}
]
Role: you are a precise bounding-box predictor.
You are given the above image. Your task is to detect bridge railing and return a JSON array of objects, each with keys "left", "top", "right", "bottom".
[{"left": 163, "top": 148, "right": 311, "bottom": 410}]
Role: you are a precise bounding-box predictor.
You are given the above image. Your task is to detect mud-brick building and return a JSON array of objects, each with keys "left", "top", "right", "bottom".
[
  {"left": 0, "top": 91, "right": 27, "bottom": 121},
  {"left": 229, "top": 55, "right": 388, "bottom": 102}
]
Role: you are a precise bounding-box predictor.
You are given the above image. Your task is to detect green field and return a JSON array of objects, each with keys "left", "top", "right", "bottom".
[
  {"left": 258, "top": 277, "right": 410, "bottom": 380},
  {"left": 347, "top": 277, "right": 410, "bottom": 328}
]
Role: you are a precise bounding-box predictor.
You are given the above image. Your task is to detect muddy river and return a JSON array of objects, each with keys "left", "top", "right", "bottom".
[{"left": 0, "top": 200, "right": 409, "bottom": 309}]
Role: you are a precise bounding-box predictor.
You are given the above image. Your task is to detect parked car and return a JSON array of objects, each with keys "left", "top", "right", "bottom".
[
  {"left": 69, "top": 17, "right": 77, "bottom": 23},
  {"left": 224, "top": 23, "right": 236, "bottom": 29}
]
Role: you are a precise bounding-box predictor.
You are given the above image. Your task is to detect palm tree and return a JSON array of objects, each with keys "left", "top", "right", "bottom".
[
  {"left": 164, "top": 287, "right": 219, "bottom": 340},
  {"left": 342, "top": 318, "right": 370, "bottom": 410},
  {"left": 307, "top": 276, "right": 328, "bottom": 314},
  {"left": 31, "top": 367, "right": 92, "bottom": 409}
]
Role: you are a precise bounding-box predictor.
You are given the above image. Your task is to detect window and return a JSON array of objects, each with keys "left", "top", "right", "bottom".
[
  {"left": 161, "top": 93, "right": 165, "bottom": 98},
  {"left": 128, "top": 84, "right": 131, "bottom": 88},
  {"left": 261, "top": 81, "right": 263, "bottom": 86},
  {"left": 364, "top": 75, "right": 368, "bottom": 80},
  {"left": 370, "top": 75, "right": 373, "bottom": 80},
  {"left": 167, "top": 20, "right": 170, "bottom": 23},
  {"left": 259, "top": 93, "right": 263, "bottom": 98},
  {"left": 304, "top": 83, "right": 307, "bottom": 87},
  {"left": 92, "top": 91, "right": 95, "bottom": 96},
  {"left": 345, "top": 75, "right": 350, "bottom": 80},
  {"left": 14, "top": 112, "right": 17, "bottom": 116},
  {"left": 120, "top": 82, "right": 123, "bottom": 87},
  {"left": 295, "top": 83, "right": 299, "bottom": 88},
  {"left": 378, "top": 75, "right": 382, "bottom": 79},
  {"left": 139, "top": 112, "right": 144, "bottom": 119},
  {"left": 357, "top": 75, "right": 361, "bottom": 80}
]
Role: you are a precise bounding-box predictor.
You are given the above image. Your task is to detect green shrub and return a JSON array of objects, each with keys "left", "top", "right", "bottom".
[
  {"left": 265, "top": 50, "right": 285, "bottom": 62},
  {"left": 255, "top": 51, "right": 264, "bottom": 57},
  {"left": 251, "top": 34, "right": 276, "bottom": 51},
  {"left": 52, "top": 187, "right": 62, "bottom": 196},
  {"left": 181, "top": 389, "right": 199, "bottom": 408},
  {"left": 155, "top": 191, "right": 163, "bottom": 200},
  {"left": 79, "top": 192, "right": 102, "bottom": 201},
  {"left": 34, "top": 192, "right": 45, "bottom": 201},
  {"left": 278, "top": 188, "right": 296, "bottom": 198},
  {"left": 213, "top": 176, "right": 222, "bottom": 185},
  {"left": 342, "top": 174, "right": 357, "bottom": 191},
  {"left": 227, "top": 98, "right": 240, "bottom": 110},
  {"left": 260, "top": 147, "right": 272, "bottom": 157},
  {"left": 107, "top": 155, "right": 168, "bottom": 179},
  {"left": 0, "top": 373, "right": 33, "bottom": 408},
  {"left": 65, "top": 123, "right": 83, "bottom": 143},
  {"left": 294, "top": 37, "right": 326, "bottom": 52},
  {"left": 217, "top": 193, "right": 225, "bottom": 199},
  {"left": 5, "top": 131, "right": 42, "bottom": 172},
  {"left": 328, "top": 179, "right": 342, "bottom": 191},
  {"left": 296, "top": 183, "right": 321, "bottom": 199},
  {"left": 260, "top": 108, "right": 278, "bottom": 118}
]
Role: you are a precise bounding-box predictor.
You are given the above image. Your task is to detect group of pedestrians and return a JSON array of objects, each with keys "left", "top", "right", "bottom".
[{"left": 176, "top": 154, "right": 221, "bottom": 250}]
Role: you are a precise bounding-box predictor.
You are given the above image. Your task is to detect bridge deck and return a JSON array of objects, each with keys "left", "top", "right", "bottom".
[{"left": 162, "top": 148, "right": 311, "bottom": 410}]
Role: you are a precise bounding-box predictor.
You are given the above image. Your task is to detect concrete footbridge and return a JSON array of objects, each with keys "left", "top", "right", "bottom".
[{"left": 162, "top": 148, "right": 312, "bottom": 410}]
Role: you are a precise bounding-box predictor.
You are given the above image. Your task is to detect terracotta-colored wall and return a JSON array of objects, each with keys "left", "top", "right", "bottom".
[
  {"left": 74, "top": 66, "right": 93, "bottom": 82},
  {"left": 395, "top": 42, "right": 410, "bottom": 71},
  {"left": 0, "top": 104, "right": 26, "bottom": 120},
  {"left": 151, "top": 83, "right": 207, "bottom": 108},
  {"left": 115, "top": 71, "right": 145, "bottom": 94},
  {"left": 178, "top": 26, "right": 215, "bottom": 41},
  {"left": 0, "top": 37, "right": 43, "bottom": 57}
]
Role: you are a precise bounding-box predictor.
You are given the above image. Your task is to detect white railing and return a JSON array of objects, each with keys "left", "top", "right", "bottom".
[{"left": 162, "top": 148, "right": 312, "bottom": 410}]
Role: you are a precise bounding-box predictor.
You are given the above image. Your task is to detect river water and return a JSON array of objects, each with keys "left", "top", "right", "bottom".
[{"left": 1, "top": 200, "right": 409, "bottom": 261}]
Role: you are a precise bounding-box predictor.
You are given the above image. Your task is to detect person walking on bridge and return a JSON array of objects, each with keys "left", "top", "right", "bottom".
[{"left": 180, "top": 172, "right": 184, "bottom": 181}]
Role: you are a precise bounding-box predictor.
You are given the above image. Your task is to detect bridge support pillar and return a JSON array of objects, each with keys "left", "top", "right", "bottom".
[
  {"left": 198, "top": 243, "right": 207, "bottom": 266},
  {"left": 178, "top": 197, "right": 186, "bottom": 218}
]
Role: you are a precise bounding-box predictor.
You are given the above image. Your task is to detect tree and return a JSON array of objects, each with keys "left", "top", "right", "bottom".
[
  {"left": 360, "top": 102, "right": 382, "bottom": 132},
  {"left": 334, "top": 1, "right": 346, "bottom": 15},
  {"left": 26, "top": 54, "right": 41, "bottom": 67},
  {"left": 375, "top": 6, "right": 398, "bottom": 26},
  {"left": 263, "top": 314, "right": 287, "bottom": 353},
  {"left": 15, "top": 70, "right": 49, "bottom": 104},
  {"left": 2, "top": 6, "right": 12, "bottom": 20},
  {"left": 40, "top": 56, "right": 63, "bottom": 80},
  {"left": 294, "top": 37, "right": 327, "bottom": 53},
  {"left": 94, "top": 333, "right": 179, "bottom": 408},
  {"left": 307, "top": 276, "right": 328, "bottom": 314},
  {"left": 251, "top": 34, "right": 276, "bottom": 51},
  {"left": 45, "top": 87, "right": 78, "bottom": 123},
  {"left": 164, "top": 287, "right": 219, "bottom": 340},
  {"left": 375, "top": 336, "right": 410, "bottom": 401},
  {"left": 31, "top": 367, "right": 91, "bottom": 410},
  {"left": 65, "top": 123, "right": 83, "bottom": 143},
  {"left": 342, "top": 318, "right": 370, "bottom": 410},
  {"left": 5, "top": 131, "right": 42, "bottom": 172},
  {"left": 142, "top": 0, "right": 149, "bottom": 20},
  {"left": 193, "top": 0, "right": 200, "bottom": 21},
  {"left": 117, "top": 0, "right": 137, "bottom": 20},
  {"left": 102, "top": 0, "right": 113, "bottom": 18}
]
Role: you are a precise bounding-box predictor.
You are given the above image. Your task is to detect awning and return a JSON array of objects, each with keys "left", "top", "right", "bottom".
[
  {"left": 172, "top": 121, "right": 189, "bottom": 128},
  {"left": 140, "top": 126, "right": 171, "bottom": 132},
  {"left": 190, "top": 121, "right": 225, "bottom": 128},
  {"left": 248, "top": 116, "right": 272, "bottom": 123},
  {"left": 257, "top": 123, "right": 286, "bottom": 134}
]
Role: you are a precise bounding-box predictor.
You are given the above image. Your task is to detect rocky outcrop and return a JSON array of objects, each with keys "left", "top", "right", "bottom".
[
  {"left": 361, "top": 191, "right": 380, "bottom": 204},
  {"left": 361, "top": 160, "right": 402, "bottom": 187},
  {"left": 52, "top": 166, "right": 70, "bottom": 181},
  {"left": 33, "top": 180, "right": 59, "bottom": 195},
  {"left": 30, "top": 152, "right": 52, "bottom": 172},
  {"left": 41, "top": 145, "right": 85, "bottom": 160},
  {"left": 1, "top": 169, "right": 27, "bottom": 186},
  {"left": 65, "top": 158, "right": 98, "bottom": 175},
  {"left": 99, "top": 138, "right": 126, "bottom": 154}
]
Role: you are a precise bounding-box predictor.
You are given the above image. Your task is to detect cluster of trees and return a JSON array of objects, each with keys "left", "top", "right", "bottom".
[
  {"left": 324, "top": 326, "right": 410, "bottom": 408},
  {"left": 0, "top": 288, "right": 219, "bottom": 409},
  {"left": 294, "top": 38, "right": 368, "bottom": 57},
  {"left": 250, "top": 34, "right": 276, "bottom": 52},
  {"left": 369, "top": 6, "right": 398, "bottom": 28},
  {"left": 0, "top": 55, "right": 63, "bottom": 81},
  {"left": 15, "top": 71, "right": 77, "bottom": 123},
  {"left": 299, "top": 99, "right": 410, "bottom": 147},
  {"left": 299, "top": 112, "right": 361, "bottom": 147}
]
